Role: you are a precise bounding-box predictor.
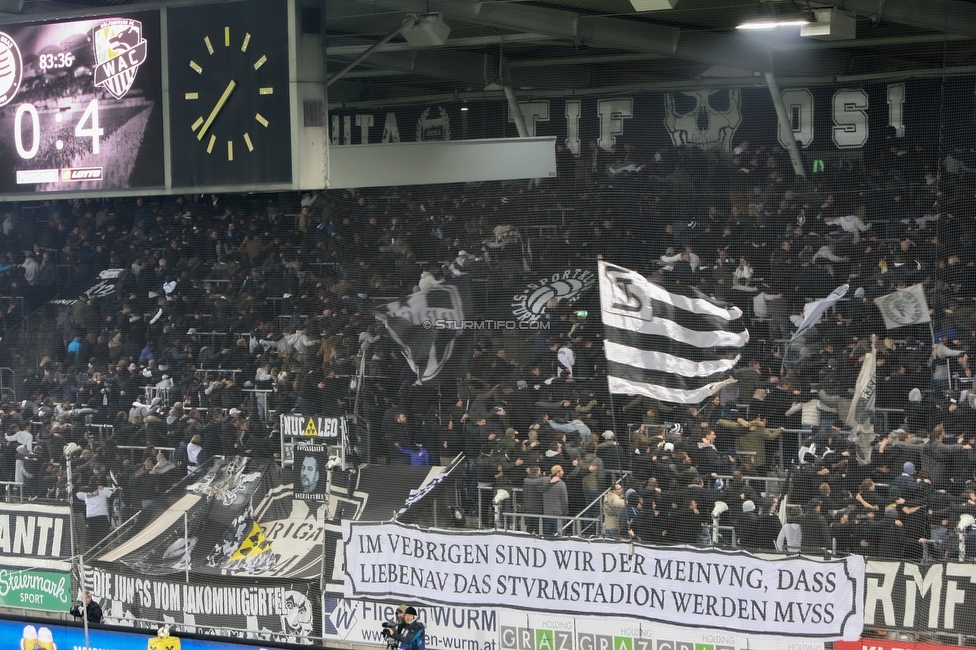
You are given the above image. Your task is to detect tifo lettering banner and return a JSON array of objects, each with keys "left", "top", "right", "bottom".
[
  {"left": 323, "top": 597, "right": 828, "bottom": 650},
  {"left": 84, "top": 565, "right": 320, "bottom": 644},
  {"left": 342, "top": 523, "right": 864, "bottom": 640},
  {"left": 328, "top": 79, "right": 968, "bottom": 155},
  {"left": 0, "top": 503, "right": 71, "bottom": 561},
  {"left": 863, "top": 560, "right": 976, "bottom": 635}
]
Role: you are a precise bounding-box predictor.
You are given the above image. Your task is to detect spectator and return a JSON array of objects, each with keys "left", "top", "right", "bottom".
[
  {"left": 602, "top": 482, "right": 626, "bottom": 539},
  {"left": 542, "top": 465, "right": 568, "bottom": 536},
  {"left": 76, "top": 476, "right": 117, "bottom": 548},
  {"left": 776, "top": 506, "right": 803, "bottom": 553}
]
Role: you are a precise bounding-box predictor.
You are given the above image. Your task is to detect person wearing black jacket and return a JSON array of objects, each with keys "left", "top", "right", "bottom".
[
  {"left": 876, "top": 506, "right": 910, "bottom": 558},
  {"left": 383, "top": 607, "right": 425, "bottom": 650},
  {"left": 734, "top": 500, "right": 760, "bottom": 549},
  {"left": 799, "top": 499, "right": 831, "bottom": 552},
  {"left": 755, "top": 498, "right": 783, "bottom": 550},
  {"left": 668, "top": 498, "right": 706, "bottom": 545},
  {"left": 69, "top": 592, "right": 103, "bottom": 624}
]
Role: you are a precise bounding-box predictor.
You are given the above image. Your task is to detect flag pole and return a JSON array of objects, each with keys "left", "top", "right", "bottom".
[
  {"left": 608, "top": 389, "right": 619, "bottom": 440},
  {"left": 929, "top": 321, "right": 951, "bottom": 393}
]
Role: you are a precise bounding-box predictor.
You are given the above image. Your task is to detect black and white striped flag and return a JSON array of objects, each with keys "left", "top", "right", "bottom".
[{"left": 599, "top": 261, "right": 749, "bottom": 404}]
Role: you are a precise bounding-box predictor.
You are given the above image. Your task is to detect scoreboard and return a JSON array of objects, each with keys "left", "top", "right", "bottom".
[
  {"left": 0, "top": 0, "right": 325, "bottom": 198},
  {"left": 0, "top": 12, "right": 163, "bottom": 194}
]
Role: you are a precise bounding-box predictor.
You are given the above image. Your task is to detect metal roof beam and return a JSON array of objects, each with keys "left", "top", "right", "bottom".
[
  {"left": 326, "top": 32, "right": 554, "bottom": 56},
  {"left": 842, "top": 0, "right": 976, "bottom": 37}
]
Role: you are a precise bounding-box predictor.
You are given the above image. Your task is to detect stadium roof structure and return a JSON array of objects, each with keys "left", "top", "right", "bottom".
[{"left": 6, "top": 0, "right": 976, "bottom": 106}]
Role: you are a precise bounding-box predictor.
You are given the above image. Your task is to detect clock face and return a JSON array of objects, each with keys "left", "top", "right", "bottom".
[{"left": 168, "top": 0, "right": 291, "bottom": 188}]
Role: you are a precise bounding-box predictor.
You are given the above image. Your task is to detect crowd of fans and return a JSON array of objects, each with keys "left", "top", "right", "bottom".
[{"left": 0, "top": 131, "right": 972, "bottom": 562}]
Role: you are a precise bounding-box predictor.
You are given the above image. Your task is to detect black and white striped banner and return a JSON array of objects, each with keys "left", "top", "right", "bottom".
[{"left": 598, "top": 261, "right": 748, "bottom": 404}]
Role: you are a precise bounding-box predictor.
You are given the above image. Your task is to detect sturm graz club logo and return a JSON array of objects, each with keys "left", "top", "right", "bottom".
[
  {"left": 512, "top": 269, "right": 596, "bottom": 325},
  {"left": 881, "top": 292, "right": 923, "bottom": 325},
  {"left": 92, "top": 18, "right": 147, "bottom": 99},
  {"left": 0, "top": 32, "right": 22, "bottom": 107}
]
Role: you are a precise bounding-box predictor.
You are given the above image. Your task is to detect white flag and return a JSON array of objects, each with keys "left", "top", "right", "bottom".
[
  {"left": 873, "top": 284, "right": 931, "bottom": 329},
  {"left": 790, "top": 284, "right": 848, "bottom": 342},
  {"left": 846, "top": 343, "right": 877, "bottom": 465}
]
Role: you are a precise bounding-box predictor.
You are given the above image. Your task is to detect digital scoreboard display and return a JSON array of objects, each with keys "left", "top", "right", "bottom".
[{"left": 0, "top": 11, "right": 163, "bottom": 193}]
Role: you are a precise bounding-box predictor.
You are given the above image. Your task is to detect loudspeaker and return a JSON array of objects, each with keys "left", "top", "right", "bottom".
[
  {"left": 402, "top": 14, "right": 451, "bottom": 47},
  {"left": 801, "top": 8, "right": 856, "bottom": 40}
]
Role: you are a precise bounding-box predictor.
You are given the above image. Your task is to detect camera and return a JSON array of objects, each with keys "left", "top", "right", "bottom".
[{"left": 381, "top": 620, "right": 398, "bottom": 648}]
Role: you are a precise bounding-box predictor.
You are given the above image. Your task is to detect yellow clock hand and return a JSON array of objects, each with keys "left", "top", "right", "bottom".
[{"left": 196, "top": 80, "right": 237, "bottom": 141}]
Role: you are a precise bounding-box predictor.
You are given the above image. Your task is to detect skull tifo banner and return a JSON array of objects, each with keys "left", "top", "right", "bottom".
[
  {"left": 323, "top": 597, "right": 829, "bottom": 650},
  {"left": 93, "top": 457, "right": 451, "bottom": 582},
  {"left": 343, "top": 522, "right": 865, "bottom": 640},
  {"left": 328, "top": 79, "right": 966, "bottom": 156},
  {"left": 83, "top": 565, "right": 319, "bottom": 644}
]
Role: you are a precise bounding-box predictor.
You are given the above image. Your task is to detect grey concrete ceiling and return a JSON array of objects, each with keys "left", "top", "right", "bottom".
[{"left": 13, "top": 0, "right": 976, "bottom": 105}]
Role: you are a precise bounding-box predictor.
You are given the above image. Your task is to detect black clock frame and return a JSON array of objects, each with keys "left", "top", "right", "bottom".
[{"left": 167, "top": 0, "right": 292, "bottom": 188}]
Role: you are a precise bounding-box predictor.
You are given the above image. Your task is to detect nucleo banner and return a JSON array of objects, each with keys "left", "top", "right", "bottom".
[{"left": 342, "top": 522, "right": 865, "bottom": 641}]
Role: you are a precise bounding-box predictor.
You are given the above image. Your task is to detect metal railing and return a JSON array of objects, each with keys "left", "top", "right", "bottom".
[
  {"left": 0, "top": 480, "right": 23, "bottom": 502},
  {"left": 713, "top": 473, "right": 788, "bottom": 498},
  {"left": 499, "top": 511, "right": 604, "bottom": 537},
  {"left": 142, "top": 386, "right": 171, "bottom": 404},
  {"left": 0, "top": 366, "right": 15, "bottom": 398}
]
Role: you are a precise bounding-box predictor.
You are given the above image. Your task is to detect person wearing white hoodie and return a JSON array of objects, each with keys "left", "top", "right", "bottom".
[
  {"left": 824, "top": 214, "right": 871, "bottom": 243},
  {"left": 417, "top": 271, "right": 442, "bottom": 291},
  {"left": 254, "top": 329, "right": 318, "bottom": 361},
  {"left": 785, "top": 398, "right": 837, "bottom": 431},
  {"left": 556, "top": 342, "right": 575, "bottom": 378},
  {"left": 775, "top": 505, "right": 803, "bottom": 553},
  {"left": 186, "top": 434, "right": 205, "bottom": 473},
  {"left": 21, "top": 255, "right": 39, "bottom": 286}
]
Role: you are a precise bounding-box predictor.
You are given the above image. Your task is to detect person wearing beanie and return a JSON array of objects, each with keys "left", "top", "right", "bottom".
[
  {"left": 382, "top": 605, "right": 409, "bottom": 640},
  {"left": 734, "top": 500, "right": 760, "bottom": 549},
  {"left": 892, "top": 460, "right": 919, "bottom": 496},
  {"left": 383, "top": 605, "right": 425, "bottom": 650}
]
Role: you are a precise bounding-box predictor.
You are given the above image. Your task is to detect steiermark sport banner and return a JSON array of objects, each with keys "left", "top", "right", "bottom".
[
  {"left": 342, "top": 522, "right": 865, "bottom": 641},
  {"left": 0, "top": 568, "right": 71, "bottom": 612}
]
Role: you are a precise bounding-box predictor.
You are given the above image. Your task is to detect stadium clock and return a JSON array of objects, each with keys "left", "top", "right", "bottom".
[
  {"left": 0, "top": 12, "right": 164, "bottom": 194},
  {"left": 167, "top": 0, "right": 292, "bottom": 188}
]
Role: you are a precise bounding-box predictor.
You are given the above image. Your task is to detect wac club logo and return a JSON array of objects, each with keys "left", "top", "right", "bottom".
[{"left": 92, "top": 18, "right": 147, "bottom": 99}]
